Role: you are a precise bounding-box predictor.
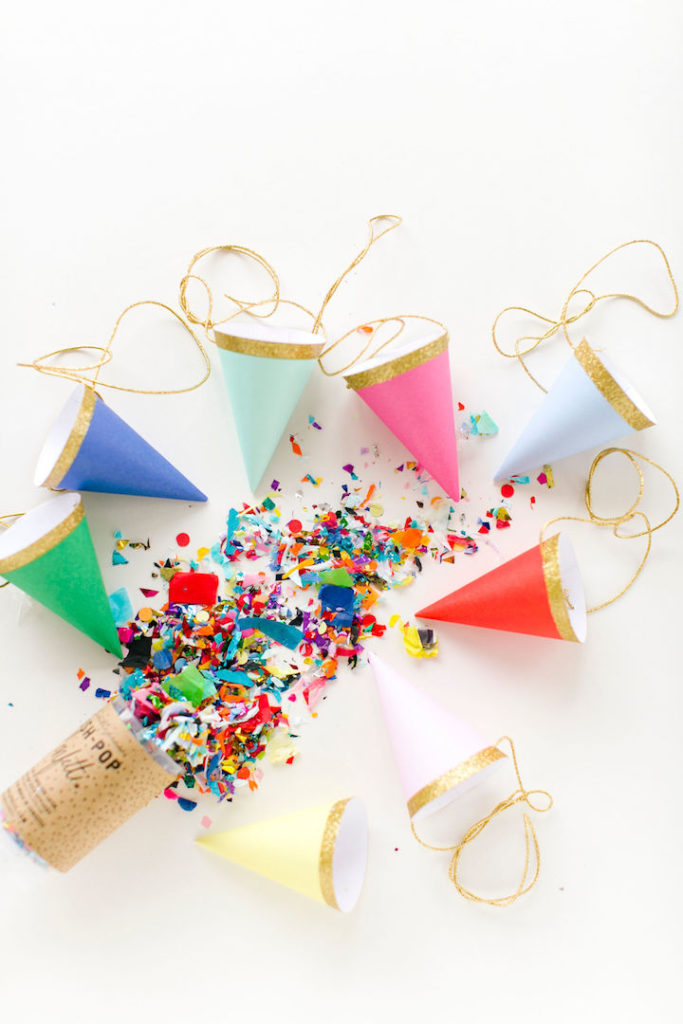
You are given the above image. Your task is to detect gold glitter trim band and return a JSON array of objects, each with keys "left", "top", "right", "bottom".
[
  {"left": 42, "top": 388, "right": 97, "bottom": 489},
  {"left": 407, "top": 746, "right": 505, "bottom": 818},
  {"left": 540, "top": 534, "right": 579, "bottom": 642},
  {"left": 213, "top": 331, "right": 324, "bottom": 360},
  {"left": 318, "top": 798, "right": 350, "bottom": 909},
  {"left": 0, "top": 502, "right": 85, "bottom": 574},
  {"left": 574, "top": 339, "right": 653, "bottom": 431},
  {"left": 344, "top": 332, "right": 449, "bottom": 391}
]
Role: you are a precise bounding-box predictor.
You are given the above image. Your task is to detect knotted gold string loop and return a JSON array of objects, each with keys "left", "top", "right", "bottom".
[
  {"left": 318, "top": 313, "right": 447, "bottom": 377},
  {"left": 411, "top": 736, "right": 552, "bottom": 907},
  {"left": 313, "top": 215, "right": 448, "bottom": 376},
  {"left": 312, "top": 214, "right": 402, "bottom": 336},
  {"left": 178, "top": 244, "right": 328, "bottom": 344},
  {"left": 179, "top": 244, "right": 281, "bottom": 332},
  {"left": 541, "top": 447, "right": 679, "bottom": 612},
  {"left": 492, "top": 240, "right": 679, "bottom": 392},
  {"left": 18, "top": 301, "right": 211, "bottom": 396}
]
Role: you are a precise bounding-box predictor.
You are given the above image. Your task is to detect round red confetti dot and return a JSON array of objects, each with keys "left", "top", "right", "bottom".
[
  {"left": 288, "top": 519, "right": 302, "bottom": 534},
  {"left": 176, "top": 532, "right": 190, "bottom": 547},
  {"left": 500, "top": 484, "right": 514, "bottom": 498}
]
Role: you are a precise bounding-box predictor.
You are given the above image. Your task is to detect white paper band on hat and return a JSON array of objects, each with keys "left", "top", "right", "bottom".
[
  {"left": 0, "top": 493, "right": 82, "bottom": 573},
  {"left": 35, "top": 384, "right": 95, "bottom": 489},
  {"left": 320, "top": 796, "right": 368, "bottom": 912}
]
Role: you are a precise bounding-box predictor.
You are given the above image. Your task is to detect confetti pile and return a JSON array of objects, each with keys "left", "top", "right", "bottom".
[
  {"left": 86, "top": 417, "right": 553, "bottom": 815},
  {"left": 102, "top": 478, "right": 489, "bottom": 811}
]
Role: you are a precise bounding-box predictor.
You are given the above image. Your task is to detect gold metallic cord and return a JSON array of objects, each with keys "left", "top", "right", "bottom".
[
  {"left": 492, "top": 240, "right": 678, "bottom": 391},
  {"left": 411, "top": 737, "right": 552, "bottom": 907},
  {"left": 18, "top": 301, "right": 211, "bottom": 396},
  {"left": 541, "top": 448, "right": 679, "bottom": 612}
]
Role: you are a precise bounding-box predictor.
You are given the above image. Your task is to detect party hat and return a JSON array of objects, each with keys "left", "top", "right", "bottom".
[
  {"left": 214, "top": 323, "right": 324, "bottom": 492},
  {"left": 495, "top": 339, "right": 655, "bottom": 481},
  {"left": 34, "top": 384, "right": 206, "bottom": 501},
  {"left": 417, "top": 532, "right": 586, "bottom": 642},
  {"left": 196, "top": 797, "right": 367, "bottom": 912},
  {"left": 368, "top": 652, "right": 505, "bottom": 819},
  {"left": 0, "top": 493, "right": 122, "bottom": 656},
  {"left": 344, "top": 330, "right": 459, "bottom": 500}
]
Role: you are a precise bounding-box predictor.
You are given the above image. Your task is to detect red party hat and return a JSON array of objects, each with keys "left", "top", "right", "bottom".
[{"left": 417, "top": 533, "right": 586, "bottom": 642}]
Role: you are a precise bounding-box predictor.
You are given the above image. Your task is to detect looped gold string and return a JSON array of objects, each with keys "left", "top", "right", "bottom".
[
  {"left": 541, "top": 447, "right": 679, "bottom": 611},
  {"left": 177, "top": 245, "right": 328, "bottom": 347},
  {"left": 0, "top": 513, "right": 24, "bottom": 588},
  {"left": 312, "top": 215, "right": 402, "bottom": 337},
  {"left": 18, "top": 301, "right": 211, "bottom": 396},
  {"left": 179, "top": 245, "right": 281, "bottom": 333},
  {"left": 492, "top": 240, "right": 679, "bottom": 392},
  {"left": 411, "top": 736, "right": 552, "bottom": 907},
  {"left": 318, "top": 313, "right": 447, "bottom": 377}
]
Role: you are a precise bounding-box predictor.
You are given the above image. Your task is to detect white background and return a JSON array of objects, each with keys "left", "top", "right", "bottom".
[{"left": 1, "top": 2, "right": 682, "bottom": 1021}]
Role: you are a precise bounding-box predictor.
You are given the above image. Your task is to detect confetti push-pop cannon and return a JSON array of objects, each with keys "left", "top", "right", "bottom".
[
  {"left": 34, "top": 383, "right": 207, "bottom": 501},
  {"left": 495, "top": 339, "right": 656, "bottom": 482},
  {"left": 344, "top": 328, "right": 460, "bottom": 502},
  {"left": 213, "top": 323, "right": 325, "bottom": 492},
  {"left": 1, "top": 699, "right": 178, "bottom": 871},
  {"left": 197, "top": 797, "right": 368, "bottom": 912},
  {"left": 0, "top": 493, "right": 122, "bottom": 656},
  {"left": 417, "top": 532, "right": 587, "bottom": 643}
]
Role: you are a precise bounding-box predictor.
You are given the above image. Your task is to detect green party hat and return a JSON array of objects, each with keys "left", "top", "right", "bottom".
[{"left": 0, "top": 493, "right": 122, "bottom": 656}]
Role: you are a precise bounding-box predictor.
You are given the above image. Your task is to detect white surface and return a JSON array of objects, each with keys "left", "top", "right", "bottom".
[{"left": 1, "top": 2, "right": 682, "bottom": 1022}]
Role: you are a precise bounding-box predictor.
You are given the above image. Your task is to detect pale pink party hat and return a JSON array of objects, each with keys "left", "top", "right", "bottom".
[{"left": 367, "top": 652, "right": 505, "bottom": 820}]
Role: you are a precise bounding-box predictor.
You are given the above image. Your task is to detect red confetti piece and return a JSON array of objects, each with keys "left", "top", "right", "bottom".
[
  {"left": 176, "top": 533, "right": 190, "bottom": 547},
  {"left": 501, "top": 483, "right": 514, "bottom": 498},
  {"left": 169, "top": 571, "right": 219, "bottom": 605},
  {"left": 288, "top": 519, "right": 303, "bottom": 534}
]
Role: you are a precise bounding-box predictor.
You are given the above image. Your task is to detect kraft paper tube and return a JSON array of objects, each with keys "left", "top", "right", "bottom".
[{"left": 1, "top": 700, "right": 178, "bottom": 871}]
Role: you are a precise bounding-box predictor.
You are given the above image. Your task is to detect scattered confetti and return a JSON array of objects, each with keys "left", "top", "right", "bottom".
[
  {"left": 77, "top": 424, "right": 549, "bottom": 818},
  {"left": 176, "top": 533, "right": 191, "bottom": 548}
]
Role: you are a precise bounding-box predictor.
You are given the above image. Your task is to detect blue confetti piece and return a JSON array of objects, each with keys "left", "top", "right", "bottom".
[
  {"left": 109, "top": 586, "right": 134, "bottom": 626},
  {"left": 95, "top": 688, "right": 111, "bottom": 699},
  {"left": 153, "top": 648, "right": 174, "bottom": 670},
  {"left": 236, "top": 617, "right": 304, "bottom": 651},
  {"left": 177, "top": 798, "right": 197, "bottom": 812}
]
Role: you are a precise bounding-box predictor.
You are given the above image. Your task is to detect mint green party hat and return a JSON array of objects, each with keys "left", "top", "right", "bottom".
[{"left": 214, "top": 323, "right": 324, "bottom": 492}]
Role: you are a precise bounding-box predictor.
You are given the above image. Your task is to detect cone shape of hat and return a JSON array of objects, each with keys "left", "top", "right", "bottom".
[
  {"left": 345, "top": 331, "right": 459, "bottom": 501},
  {"left": 367, "top": 652, "right": 505, "bottom": 820},
  {"left": 0, "top": 494, "right": 122, "bottom": 656},
  {"left": 214, "top": 324, "right": 324, "bottom": 492},
  {"left": 495, "top": 339, "right": 655, "bottom": 482},
  {"left": 418, "top": 533, "right": 586, "bottom": 643},
  {"left": 196, "top": 796, "right": 367, "bottom": 912},
  {"left": 34, "top": 384, "right": 206, "bottom": 501}
]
